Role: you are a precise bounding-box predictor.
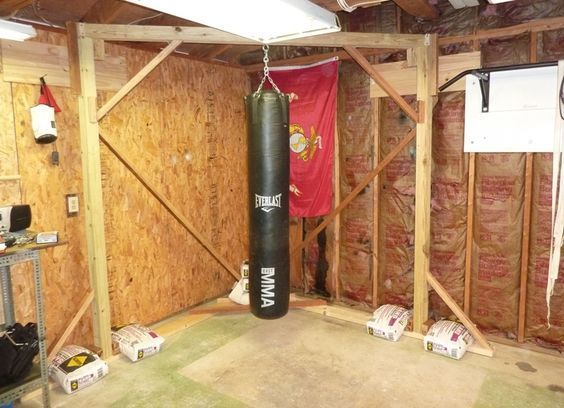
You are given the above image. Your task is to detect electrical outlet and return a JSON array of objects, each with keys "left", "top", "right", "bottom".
[{"left": 66, "top": 194, "right": 79, "bottom": 216}]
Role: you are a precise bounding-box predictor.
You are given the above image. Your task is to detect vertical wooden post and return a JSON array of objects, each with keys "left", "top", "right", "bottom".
[
  {"left": 517, "top": 31, "right": 538, "bottom": 342},
  {"left": 464, "top": 153, "right": 476, "bottom": 315},
  {"left": 372, "top": 98, "right": 380, "bottom": 308},
  {"left": 413, "top": 34, "right": 437, "bottom": 333},
  {"left": 68, "top": 22, "right": 112, "bottom": 357},
  {"left": 333, "top": 122, "right": 341, "bottom": 301},
  {"left": 518, "top": 154, "right": 534, "bottom": 342}
]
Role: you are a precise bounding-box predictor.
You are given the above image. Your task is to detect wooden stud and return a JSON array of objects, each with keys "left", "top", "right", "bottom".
[
  {"left": 426, "top": 271, "right": 493, "bottom": 352},
  {"left": 518, "top": 153, "right": 534, "bottom": 342},
  {"left": 464, "top": 153, "right": 476, "bottom": 315},
  {"left": 345, "top": 46, "right": 420, "bottom": 123},
  {"left": 412, "top": 35, "right": 437, "bottom": 333},
  {"left": 97, "top": 40, "right": 182, "bottom": 121},
  {"left": 80, "top": 23, "right": 425, "bottom": 48},
  {"left": 47, "top": 291, "right": 94, "bottom": 360},
  {"left": 333, "top": 121, "right": 341, "bottom": 301},
  {"left": 439, "top": 16, "right": 564, "bottom": 46},
  {"left": 93, "top": 39, "right": 105, "bottom": 60},
  {"left": 0, "top": 175, "right": 21, "bottom": 181},
  {"left": 69, "top": 22, "right": 113, "bottom": 357},
  {"left": 517, "top": 36, "right": 538, "bottom": 342},
  {"left": 293, "top": 128, "right": 416, "bottom": 254},
  {"left": 372, "top": 98, "right": 380, "bottom": 309},
  {"left": 99, "top": 133, "right": 240, "bottom": 281}
]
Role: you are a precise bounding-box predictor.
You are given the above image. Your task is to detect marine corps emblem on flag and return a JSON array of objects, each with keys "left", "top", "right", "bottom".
[{"left": 289, "top": 124, "right": 321, "bottom": 162}]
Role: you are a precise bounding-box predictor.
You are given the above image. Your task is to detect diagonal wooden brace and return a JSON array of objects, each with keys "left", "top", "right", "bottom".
[
  {"left": 292, "top": 128, "right": 416, "bottom": 255},
  {"left": 100, "top": 133, "right": 240, "bottom": 281},
  {"left": 344, "top": 45, "right": 420, "bottom": 123}
]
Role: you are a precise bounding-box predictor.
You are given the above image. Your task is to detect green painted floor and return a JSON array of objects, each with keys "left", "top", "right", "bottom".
[{"left": 21, "top": 310, "right": 564, "bottom": 407}]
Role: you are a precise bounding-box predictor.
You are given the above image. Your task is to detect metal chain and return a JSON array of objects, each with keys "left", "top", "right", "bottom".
[{"left": 254, "top": 45, "right": 282, "bottom": 96}]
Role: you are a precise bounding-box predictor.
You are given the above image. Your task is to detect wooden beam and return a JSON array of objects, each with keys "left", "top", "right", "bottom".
[
  {"left": 517, "top": 38, "right": 537, "bottom": 342},
  {"left": 439, "top": 16, "right": 564, "bottom": 46},
  {"left": 48, "top": 291, "right": 94, "bottom": 360},
  {"left": 312, "top": 0, "right": 388, "bottom": 12},
  {"left": 79, "top": 23, "right": 425, "bottom": 48},
  {"left": 99, "top": 133, "right": 240, "bottom": 281},
  {"left": 426, "top": 271, "right": 493, "bottom": 352},
  {"left": 202, "top": 44, "right": 233, "bottom": 59},
  {"left": 369, "top": 51, "right": 480, "bottom": 98},
  {"left": 243, "top": 48, "right": 396, "bottom": 73},
  {"left": 97, "top": 39, "right": 182, "bottom": 121},
  {"left": 345, "top": 45, "right": 419, "bottom": 123},
  {"left": 333, "top": 122, "right": 341, "bottom": 301},
  {"left": 393, "top": 0, "right": 439, "bottom": 19},
  {"left": 292, "top": 128, "right": 416, "bottom": 254},
  {"left": 2, "top": 39, "right": 128, "bottom": 91},
  {"left": 68, "top": 22, "right": 113, "bottom": 358},
  {"left": 463, "top": 153, "right": 476, "bottom": 315},
  {"left": 0, "top": 175, "right": 20, "bottom": 181},
  {"left": 189, "top": 295, "right": 327, "bottom": 315},
  {"left": 372, "top": 98, "right": 380, "bottom": 308},
  {"left": 518, "top": 153, "right": 534, "bottom": 342},
  {"left": 0, "top": 0, "right": 32, "bottom": 16},
  {"left": 412, "top": 35, "right": 437, "bottom": 333},
  {"left": 81, "top": 0, "right": 132, "bottom": 23}
]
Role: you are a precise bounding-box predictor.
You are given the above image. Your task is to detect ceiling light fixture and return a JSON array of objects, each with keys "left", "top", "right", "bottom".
[
  {"left": 123, "top": 0, "right": 341, "bottom": 44},
  {"left": 0, "top": 19, "right": 37, "bottom": 41},
  {"left": 487, "top": 0, "right": 515, "bottom": 4}
]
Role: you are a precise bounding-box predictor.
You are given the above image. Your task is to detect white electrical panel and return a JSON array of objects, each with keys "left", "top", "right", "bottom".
[{"left": 464, "top": 66, "right": 558, "bottom": 153}]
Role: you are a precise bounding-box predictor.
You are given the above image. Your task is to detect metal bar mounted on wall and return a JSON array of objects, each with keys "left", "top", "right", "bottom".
[{"left": 439, "top": 60, "right": 558, "bottom": 112}]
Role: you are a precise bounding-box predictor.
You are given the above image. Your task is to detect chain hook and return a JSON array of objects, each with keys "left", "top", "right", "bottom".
[{"left": 254, "top": 44, "right": 282, "bottom": 96}]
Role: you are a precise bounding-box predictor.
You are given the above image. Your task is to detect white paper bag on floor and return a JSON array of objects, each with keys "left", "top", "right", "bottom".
[{"left": 49, "top": 345, "right": 108, "bottom": 394}]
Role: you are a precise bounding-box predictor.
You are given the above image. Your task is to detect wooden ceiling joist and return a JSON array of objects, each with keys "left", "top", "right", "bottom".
[
  {"left": 393, "top": 0, "right": 438, "bottom": 20},
  {"left": 439, "top": 15, "right": 564, "bottom": 46},
  {"left": 78, "top": 23, "right": 425, "bottom": 48},
  {"left": 0, "top": 0, "right": 32, "bottom": 17},
  {"left": 81, "top": 0, "right": 131, "bottom": 23},
  {"left": 243, "top": 47, "right": 397, "bottom": 72}
]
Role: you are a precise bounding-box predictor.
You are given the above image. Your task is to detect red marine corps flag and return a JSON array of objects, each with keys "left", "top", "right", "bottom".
[{"left": 268, "top": 59, "right": 339, "bottom": 217}]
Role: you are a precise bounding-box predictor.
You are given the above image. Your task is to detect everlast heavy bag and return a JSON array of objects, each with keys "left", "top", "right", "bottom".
[{"left": 245, "top": 89, "right": 290, "bottom": 319}]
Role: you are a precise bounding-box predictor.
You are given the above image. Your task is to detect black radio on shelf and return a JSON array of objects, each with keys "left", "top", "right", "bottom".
[{"left": 0, "top": 205, "right": 32, "bottom": 233}]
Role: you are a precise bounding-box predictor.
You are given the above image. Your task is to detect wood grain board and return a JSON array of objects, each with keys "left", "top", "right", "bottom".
[
  {"left": 370, "top": 52, "right": 481, "bottom": 98},
  {"left": 1, "top": 39, "right": 128, "bottom": 91}
]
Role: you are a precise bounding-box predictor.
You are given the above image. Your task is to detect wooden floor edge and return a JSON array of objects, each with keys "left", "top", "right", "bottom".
[
  {"left": 302, "top": 304, "right": 494, "bottom": 357},
  {"left": 189, "top": 297, "right": 328, "bottom": 315}
]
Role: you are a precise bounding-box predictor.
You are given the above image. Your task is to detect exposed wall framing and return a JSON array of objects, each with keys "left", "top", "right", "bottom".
[{"left": 65, "top": 21, "right": 500, "bottom": 356}]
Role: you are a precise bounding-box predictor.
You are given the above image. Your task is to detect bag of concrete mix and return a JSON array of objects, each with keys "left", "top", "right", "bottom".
[
  {"left": 423, "top": 320, "right": 474, "bottom": 360},
  {"left": 228, "top": 260, "right": 250, "bottom": 305},
  {"left": 49, "top": 345, "right": 108, "bottom": 394},
  {"left": 111, "top": 324, "right": 164, "bottom": 362},
  {"left": 366, "top": 304, "right": 411, "bottom": 342},
  {"left": 228, "top": 278, "right": 249, "bottom": 305}
]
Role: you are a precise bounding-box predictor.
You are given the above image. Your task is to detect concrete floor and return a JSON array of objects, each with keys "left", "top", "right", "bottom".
[{"left": 22, "top": 309, "right": 564, "bottom": 407}]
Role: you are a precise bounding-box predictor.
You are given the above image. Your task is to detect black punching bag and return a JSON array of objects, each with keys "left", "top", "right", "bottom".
[{"left": 246, "top": 89, "right": 290, "bottom": 319}]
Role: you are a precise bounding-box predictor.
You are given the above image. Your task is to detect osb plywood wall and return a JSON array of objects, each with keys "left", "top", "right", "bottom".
[
  {"left": 1, "top": 30, "right": 92, "bottom": 347},
  {"left": 99, "top": 43, "right": 250, "bottom": 325},
  {"left": 1, "top": 29, "right": 249, "bottom": 347}
]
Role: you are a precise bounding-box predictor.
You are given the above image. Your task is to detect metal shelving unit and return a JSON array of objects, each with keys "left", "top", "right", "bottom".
[{"left": 0, "top": 248, "right": 50, "bottom": 407}]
